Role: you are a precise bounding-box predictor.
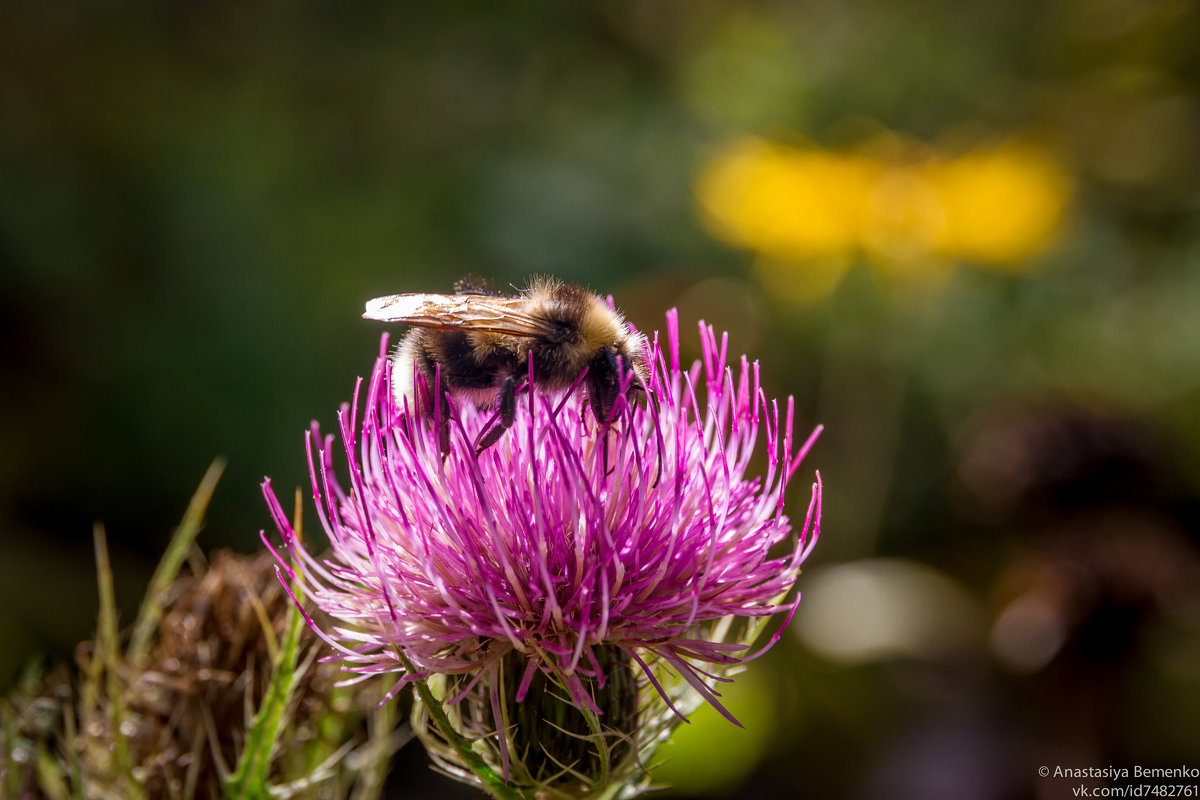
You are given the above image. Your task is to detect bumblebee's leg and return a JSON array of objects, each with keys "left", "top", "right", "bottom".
[
  {"left": 499, "top": 375, "right": 518, "bottom": 429},
  {"left": 439, "top": 412, "right": 451, "bottom": 458},
  {"left": 475, "top": 375, "right": 517, "bottom": 454},
  {"left": 436, "top": 376, "right": 452, "bottom": 459}
]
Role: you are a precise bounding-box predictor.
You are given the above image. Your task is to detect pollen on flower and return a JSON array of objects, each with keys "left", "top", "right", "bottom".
[{"left": 262, "top": 310, "right": 822, "bottom": 796}]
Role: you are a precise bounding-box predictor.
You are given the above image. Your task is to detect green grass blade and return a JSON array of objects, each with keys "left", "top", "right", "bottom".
[
  {"left": 36, "top": 749, "right": 70, "bottom": 800},
  {"left": 60, "top": 689, "right": 86, "bottom": 800},
  {"left": 350, "top": 684, "right": 407, "bottom": 800},
  {"left": 128, "top": 458, "right": 226, "bottom": 664},
  {"left": 92, "top": 524, "right": 146, "bottom": 800}
]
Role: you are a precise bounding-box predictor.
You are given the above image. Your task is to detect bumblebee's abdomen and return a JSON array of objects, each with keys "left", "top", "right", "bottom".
[{"left": 422, "top": 330, "right": 517, "bottom": 391}]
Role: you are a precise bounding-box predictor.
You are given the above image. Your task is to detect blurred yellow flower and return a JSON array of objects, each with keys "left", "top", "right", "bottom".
[
  {"left": 929, "top": 143, "right": 1075, "bottom": 266},
  {"left": 696, "top": 138, "right": 879, "bottom": 259},
  {"left": 696, "top": 135, "right": 1074, "bottom": 284}
]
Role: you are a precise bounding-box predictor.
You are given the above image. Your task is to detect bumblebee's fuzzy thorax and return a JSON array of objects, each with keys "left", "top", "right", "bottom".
[{"left": 519, "top": 280, "right": 635, "bottom": 378}]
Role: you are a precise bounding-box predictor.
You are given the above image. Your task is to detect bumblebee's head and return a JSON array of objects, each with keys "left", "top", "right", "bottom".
[{"left": 585, "top": 345, "right": 647, "bottom": 425}]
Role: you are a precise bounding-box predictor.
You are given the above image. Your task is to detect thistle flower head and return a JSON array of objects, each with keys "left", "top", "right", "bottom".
[{"left": 264, "top": 310, "right": 821, "bottom": 797}]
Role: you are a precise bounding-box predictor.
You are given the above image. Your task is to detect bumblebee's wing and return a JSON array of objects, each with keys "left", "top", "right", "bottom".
[
  {"left": 453, "top": 274, "right": 502, "bottom": 296},
  {"left": 363, "top": 293, "right": 560, "bottom": 338}
]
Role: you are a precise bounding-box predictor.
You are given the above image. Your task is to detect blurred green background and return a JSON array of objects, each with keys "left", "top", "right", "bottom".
[{"left": 3, "top": 1, "right": 1199, "bottom": 798}]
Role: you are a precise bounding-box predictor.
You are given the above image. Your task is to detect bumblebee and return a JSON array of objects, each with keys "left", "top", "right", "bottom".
[{"left": 364, "top": 277, "right": 649, "bottom": 455}]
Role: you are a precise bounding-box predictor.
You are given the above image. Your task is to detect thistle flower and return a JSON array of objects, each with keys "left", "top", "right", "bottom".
[{"left": 263, "top": 310, "right": 822, "bottom": 798}]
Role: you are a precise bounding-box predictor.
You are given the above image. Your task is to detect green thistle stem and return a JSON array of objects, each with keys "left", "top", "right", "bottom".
[
  {"left": 393, "top": 648, "right": 527, "bottom": 800},
  {"left": 223, "top": 578, "right": 304, "bottom": 799}
]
